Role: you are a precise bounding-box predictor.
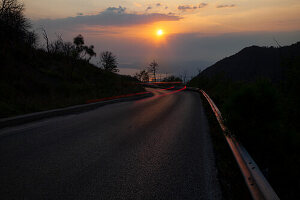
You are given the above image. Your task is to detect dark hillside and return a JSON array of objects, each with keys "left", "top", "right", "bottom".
[
  {"left": 0, "top": 44, "right": 143, "bottom": 118},
  {"left": 188, "top": 42, "right": 300, "bottom": 199},
  {"left": 199, "top": 42, "right": 300, "bottom": 82},
  {"left": 0, "top": 0, "right": 143, "bottom": 118}
]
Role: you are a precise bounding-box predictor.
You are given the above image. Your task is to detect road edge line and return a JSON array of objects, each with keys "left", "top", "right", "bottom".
[{"left": 0, "top": 92, "right": 153, "bottom": 129}]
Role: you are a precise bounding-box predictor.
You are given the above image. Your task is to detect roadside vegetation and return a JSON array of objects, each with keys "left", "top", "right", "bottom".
[
  {"left": 189, "top": 43, "right": 300, "bottom": 199},
  {"left": 134, "top": 60, "right": 160, "bottom": 83},
  {"left": 0, "top": 0, "right": 144, "bottom": 118}
]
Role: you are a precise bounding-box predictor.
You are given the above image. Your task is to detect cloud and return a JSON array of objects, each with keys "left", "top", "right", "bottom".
[
  {"left": 105, "top": 6, "right": 127, "bottom": 14},
  {"left": 199, "top": 3, "right": 207, "bottom": 8},
  {"left": 146, "top": 6, "right": 152, "bottom": 11},
  {"left": 178, "top": 3, "right": 208, "bottom": 11},
  {"left": 178, "top": 5, "right": 197, "bottom": 11},
  {"left": 216, "top": 4, "right": 235, "bottom": 8},
  {"left": 36, "top": 6, "right": 182, "bottom": 29}
]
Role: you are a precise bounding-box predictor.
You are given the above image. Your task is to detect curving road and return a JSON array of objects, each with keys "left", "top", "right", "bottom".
[{"left": 0, "top": 88, "right": 221, "bottom": 200}]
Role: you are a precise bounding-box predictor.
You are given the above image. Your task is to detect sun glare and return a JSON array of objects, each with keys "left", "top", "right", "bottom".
[{"left": 156, "top": 29, "right": 163, "bottom": 36}]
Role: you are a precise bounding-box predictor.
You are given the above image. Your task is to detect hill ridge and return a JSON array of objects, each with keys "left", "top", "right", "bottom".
[{"left": 199, "top": 42, "right": 300, "bottom": 82}]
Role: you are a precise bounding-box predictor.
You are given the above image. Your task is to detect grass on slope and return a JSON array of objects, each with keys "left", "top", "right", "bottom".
[{"left": 0, "top": 44, "right": 144, "bottom": 118}]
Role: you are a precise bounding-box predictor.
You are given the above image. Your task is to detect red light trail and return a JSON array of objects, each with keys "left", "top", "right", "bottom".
[
  {"left": 86, "top": 86, "right": 186, "bottom": 104},
  {"left": 138, "top": 82, "right": 183, "bottom": 85}
]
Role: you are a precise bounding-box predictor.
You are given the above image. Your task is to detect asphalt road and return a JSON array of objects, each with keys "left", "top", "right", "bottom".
[{"left": 0, "top": 88, "right": 222, "bottom": 200}]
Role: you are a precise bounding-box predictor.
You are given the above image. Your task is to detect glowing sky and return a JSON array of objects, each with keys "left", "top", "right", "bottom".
[{"left": 24, "top": 0, "right": 300, "bottom": 76}]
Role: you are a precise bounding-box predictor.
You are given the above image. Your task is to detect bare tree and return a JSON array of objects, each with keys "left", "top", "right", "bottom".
[
  {"left": 181, "top": 70, "right": 188, "bottom": 84},
  {"left": 0, "top": 0, "right": 26, "bottom": 27},
  {"left": 273, "top": 37, "right": 282, "bottom": 48},
  {"left": 0, "top": 0, "right": 34, "bottom": 44},
  {"left": 50, "top": 33, "right": 64, "bottom": 54},
  {"left": 148, "top": 60, "right": 159, "bottom": 82},
  {"left": 134, "top": 69, "right": 149, "bottom": 82},
  {"left": 41, "top": 27, "right": 50, "bottom": 53},
  {"left": 99, "top": 51, "right": 119, "bottom": 72}
]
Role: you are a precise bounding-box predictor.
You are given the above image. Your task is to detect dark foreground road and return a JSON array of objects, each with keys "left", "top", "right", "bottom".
[{"left": 0, "top": 88, "right": 221, "bottom": 199}]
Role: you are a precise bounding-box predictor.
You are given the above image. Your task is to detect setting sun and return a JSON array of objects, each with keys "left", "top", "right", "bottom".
[{"left": 156, "top": 29, "right": 163, "bottom": 36}]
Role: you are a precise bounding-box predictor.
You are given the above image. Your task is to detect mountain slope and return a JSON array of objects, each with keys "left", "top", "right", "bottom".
[
  {"left": 199, "top": 42, "right": 300, "bottom": 82},
  {"left": 188, "top": 42, "right": 300, "bottom": 199}
]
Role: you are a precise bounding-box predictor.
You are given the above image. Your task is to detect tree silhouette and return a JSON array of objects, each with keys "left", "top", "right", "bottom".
[
  {"left": 84, "top": 45, "right": 96, "bottom": 62},
  {"left": 73, "top": 34, "right": 84, "bottom": 58},
  {"left": 0, "top": 0, "right": 27, "bottom": 30},
  {"left": 41, "top": 27, "right": 50, "bottom": 52},
  {"left": 99, "top": 51, "right": 119, "bottom": 72},
  {"left": 134, "top": 69, "right": 149, "bottom": 82},
  {"left": 72, "top": 34, "right": 96, "bottom": 62},
  {"left": 73, "top": 34, "right": 84, "bottom": 46},
  {"left": 0, "top": 0, "right": 35, "bottom": 45},
  {"left": 148, "top": 60, "right": 158, "bottom": 82}
]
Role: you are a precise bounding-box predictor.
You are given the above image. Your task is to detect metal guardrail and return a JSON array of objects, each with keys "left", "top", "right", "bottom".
[{"left": 191, "top": 87, "right": 279, "bottom": 200}]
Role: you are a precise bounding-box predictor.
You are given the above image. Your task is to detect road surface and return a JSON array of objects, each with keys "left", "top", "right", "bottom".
[{"left": 0, "top": 88, "right": 221, "bottom": 199}]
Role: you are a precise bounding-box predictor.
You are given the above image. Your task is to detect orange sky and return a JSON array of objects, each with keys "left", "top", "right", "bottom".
[
  {"left": 23, "top": 0, "right": 300, "bottom": 75},
  {"left": 24, "top": 0, "right": 300, "bottom": 34}
]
